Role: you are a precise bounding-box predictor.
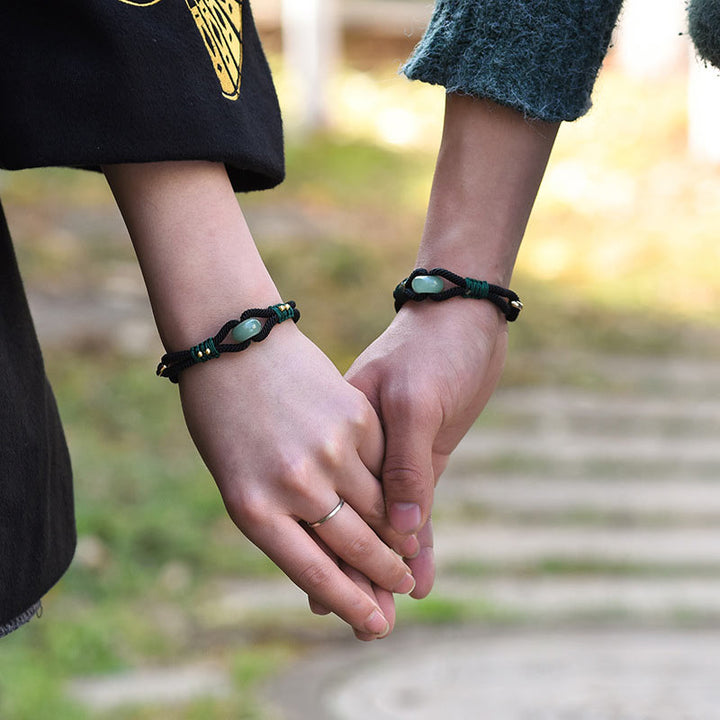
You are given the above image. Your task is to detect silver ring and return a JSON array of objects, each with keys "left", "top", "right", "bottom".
[{"left": 307, "top": 498, "right": 345, "bottom": 528}]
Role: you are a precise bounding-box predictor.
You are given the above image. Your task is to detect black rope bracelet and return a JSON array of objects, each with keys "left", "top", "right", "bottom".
[
  {"left": 157, "top": 301, "right": 300, "bottom": 383},
  {"left": 393, "top": 268, "right": 523, "bottom": 321}
]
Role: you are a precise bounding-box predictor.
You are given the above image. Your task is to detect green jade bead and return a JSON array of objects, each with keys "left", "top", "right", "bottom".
[
  {"left": 231, "top": 318, "right": 262, "bottom": 343},
  {"left": 411, "top": 275, "right": 444, "bottom": 294}
]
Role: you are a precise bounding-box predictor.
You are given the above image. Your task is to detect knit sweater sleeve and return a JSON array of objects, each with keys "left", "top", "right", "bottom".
[{"left": 402, "top": 0, "right": 624, "bottom": 122}]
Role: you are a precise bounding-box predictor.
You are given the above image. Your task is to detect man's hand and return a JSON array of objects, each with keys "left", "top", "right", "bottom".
[{"left": 346, "top": 298, "right": 508, "bottom": 597}]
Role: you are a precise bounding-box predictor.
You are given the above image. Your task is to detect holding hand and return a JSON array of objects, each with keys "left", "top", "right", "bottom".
[
  {"left": 347, "top": 92, "right": 559, "bottom": 598},
  {"left": 347, "top": 298, "right": 508, "bottom": 597},
  {"left": 179, "top": 325, "right": 416, "bottom": 637}
]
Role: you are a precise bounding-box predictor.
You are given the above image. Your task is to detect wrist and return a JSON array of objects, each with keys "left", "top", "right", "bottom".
[
  {"left": 415, "top": 241, "right": 518, "bottom": 288},
  {"left": 154, "top": 272, "right": 283, "bottom": 352},
  {"left": 158, "top": 301, "right": 301, "bottom": 382},
  {"left": 396, "top": 282, "right": 508, "bottom": 327}
]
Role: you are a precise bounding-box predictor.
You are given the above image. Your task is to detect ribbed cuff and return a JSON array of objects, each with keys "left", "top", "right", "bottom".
[{"left": 402, "top": 0, "right": 624, "bottom": 122}]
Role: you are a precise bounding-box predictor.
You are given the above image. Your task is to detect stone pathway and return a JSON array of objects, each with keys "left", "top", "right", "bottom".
[
  {"left": 271, "top": 628, "right": 720, "bottom": 720},
  {"left": 263, "top": 352, "right": 720, "bottom": 719}
]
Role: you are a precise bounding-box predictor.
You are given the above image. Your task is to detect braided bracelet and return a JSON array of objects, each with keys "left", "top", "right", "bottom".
[
  {"left": 393, "top": 268, "right": 523, "bottom": 321},
  {"left": 157, "top": 301, "right": 300, "bottom": 383}
]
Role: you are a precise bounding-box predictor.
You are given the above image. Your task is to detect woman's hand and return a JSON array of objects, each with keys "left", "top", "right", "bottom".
[
  {"left": 180, "top": 323, "right": 416, "bottom": 637},
  {"left": 346, "top": 299, "right": 508, "bottom": 598}
]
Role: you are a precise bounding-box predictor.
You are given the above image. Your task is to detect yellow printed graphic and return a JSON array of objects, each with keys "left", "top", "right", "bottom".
[
  {"left": 186, "top": 0, "right": 243, "bottom": 100},
  {"left": 114, "top": 0, "right": 243, "bottom": 100}
]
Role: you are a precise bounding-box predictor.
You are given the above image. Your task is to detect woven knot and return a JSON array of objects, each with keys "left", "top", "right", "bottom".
[
  {"left": 190, "top": 338, "right": 220, "bottom": 364},
  {"left": 464, "top": 278, "right": 489, "bottom": 299},
  {"left": 271, "top": 302, "right": 295, "bottom": 323}
]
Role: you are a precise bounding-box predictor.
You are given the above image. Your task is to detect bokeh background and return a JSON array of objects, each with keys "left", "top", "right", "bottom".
[{"left": 1, "top": 0, "right": 720, "bottom": 718}]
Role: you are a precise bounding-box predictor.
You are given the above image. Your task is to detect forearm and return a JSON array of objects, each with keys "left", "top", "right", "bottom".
[
  {"left": 102, "top": 161, "right": 280, "bottom": 351},
  {"left": 417, "top": 93, "right": 559, "bottom": 287}
]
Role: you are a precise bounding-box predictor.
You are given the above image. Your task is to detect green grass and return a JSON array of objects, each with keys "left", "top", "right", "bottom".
[
  {"left": 396, "top": 595, "right": 525, "bottom": 626},
  {"left": 443, "top": 558, "right": 720, "bottom": 580}
]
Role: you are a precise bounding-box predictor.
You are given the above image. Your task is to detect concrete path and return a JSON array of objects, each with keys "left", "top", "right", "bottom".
[
  {"left": 264, "top": 352, "right": 720, "bottom": 720},
  {"left": 270, "top": 628, "right": 720, "bottom": 720}
]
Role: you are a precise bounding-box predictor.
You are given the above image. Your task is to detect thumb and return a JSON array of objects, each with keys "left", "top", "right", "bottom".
[{"left": 381, "top": 400, "right": 439, "bottom": 535}]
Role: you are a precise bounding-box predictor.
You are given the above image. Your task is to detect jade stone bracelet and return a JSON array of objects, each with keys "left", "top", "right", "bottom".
[
  {"left": 393, "top": 268, "right": 523, "bottom": 321},
  {"left": 156, "top": 301, "right": 300, "bottom": 383}
]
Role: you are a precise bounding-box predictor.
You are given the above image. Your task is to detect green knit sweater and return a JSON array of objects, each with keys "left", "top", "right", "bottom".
[{"left": 403, "top": 0, "right": 625, "bottom": 122}]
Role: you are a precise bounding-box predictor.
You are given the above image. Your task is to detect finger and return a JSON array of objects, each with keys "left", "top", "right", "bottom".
[
  {"left": 251, "top": 516, "right": 391, "bottom": 637},
  {"left": 310, "top": 498, "right": 416, "bottom": 596},
  {"left": 337, "top": 460, "right": 420, "bottom": 560},
  {"left": 407, "top": 518, "right": 435, "bottom": 599},
  {"left": 305, "top": 522, "right": 403, "bottom": 621},
  {"left": 309, "top": 598, "right": 332, "bottom": 616},
  {"left": 347, "top": 394, "right": 421, "bottom": 556},
  {"left": 305, "top": 531, "right": 335, "bottom": 616},
  {"left": 353, "top": 395, "right": 385, "bottom": 479},
  {"left": 380, "top": 398, "right": 440, "bottom": 535},
  {"left": 341, "top": 563, "right": 396, "bottom": 641}
]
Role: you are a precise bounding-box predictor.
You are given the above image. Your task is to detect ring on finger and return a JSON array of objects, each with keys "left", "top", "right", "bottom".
[{"left": 306, "top": 497, "right": 345, "bottom": 528}]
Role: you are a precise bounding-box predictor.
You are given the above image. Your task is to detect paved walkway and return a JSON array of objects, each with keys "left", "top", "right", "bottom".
[
  {"left": 262, "top": 353, "right": 720, "bottom": 719},
  {"left": 271, "top": 628, "right": 720, "bottom": 720}
]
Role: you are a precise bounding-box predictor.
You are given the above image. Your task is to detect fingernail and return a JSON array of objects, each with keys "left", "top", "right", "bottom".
[
  {"left": 364, "top": 609, "right": 390, "bottom": 637},
  {"left": 390, "top": 502, "right": 421, "bottom": 534},
  {"left": 395, "top": 572, "right": 416, "bottom": 595},
  {"left": 399, "top": 534, "right": 420, "bottom": 559}
]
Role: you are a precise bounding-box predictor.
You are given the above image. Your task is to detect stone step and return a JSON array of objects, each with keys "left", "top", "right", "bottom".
[
  {"left": 429, "top": 576, "right": 720, "bottom": 619},
  {"left": 508, "top": 353, "right": 720, "bottom": 397},
  {"left": 452, "top": 429, "right": 720, "bottom": 465},
  {"left": 269, "top": 628, "right": 720, "bottom": 720},
  {"left": 434, "top": 523, "right": 720, "bottom": 567},
  {"left": 486, "top": 387, "right": 720, "bottom": 425},
  {"left": 434, "top": 476, "right": 720, "bottom": 519}
]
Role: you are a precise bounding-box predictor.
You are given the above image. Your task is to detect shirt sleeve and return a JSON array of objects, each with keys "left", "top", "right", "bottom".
[
  {"left": 0, "top": 0, "right": 283, "bottom": 192},
  {"left": 402, "top": 0, "right": 624, "bottom": 122}
]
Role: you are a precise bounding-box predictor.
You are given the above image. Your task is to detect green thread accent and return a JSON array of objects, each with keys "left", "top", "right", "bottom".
[
  {"left": 190, "top": 338, "right": 220, "bottom": 364},
  {"left": 464, "top": 278, "right": 489, "bottom": 299},
  {"left": 271, "top": 303, "right": 295, "bottom": 323}
]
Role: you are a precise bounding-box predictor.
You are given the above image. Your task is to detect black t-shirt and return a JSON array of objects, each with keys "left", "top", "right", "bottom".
[
  {"left": 0, "top": 0, "right": 284, "bottom": 192},
  {"left": 0, "top": 201, "right": 75, "bottom": 627},
  {"left": 0, "top": 0, "right": 284, "bottom": 626}
]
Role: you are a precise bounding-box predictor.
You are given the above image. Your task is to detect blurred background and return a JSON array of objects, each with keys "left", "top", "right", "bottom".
[{"left": 1, "top": 0, "right": 720, "bottom": 718}]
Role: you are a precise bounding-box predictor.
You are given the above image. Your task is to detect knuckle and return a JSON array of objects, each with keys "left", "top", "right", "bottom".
[
  {"left": 383, "top": 383, "right": 417, "bottom": 417},
  {"left": 365, "top": 493, "right": 387, "bottom": 525},
  {"left": 347, "top": 397, "right": 377, "bottom": 434},
  {"left": 383, "top": 377, "right": 433, "bottom": 415},
  {"left": 296, "top": 560, "right": 335, "bottom": 593},
  {"left": 316, "top": 434, "right": 345, "bottom": 472},
  {"left": 272, "top": 454, "right": 318, "bottom": 504},
  {"left": 342, "top": 534, "right": 374, "bottom": 563},
  {"left": 382, "top": 454, "right": 428, "bottom": 492},
  {"left": 229, "top": 492, "right": 267, "bottom": 529}
]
